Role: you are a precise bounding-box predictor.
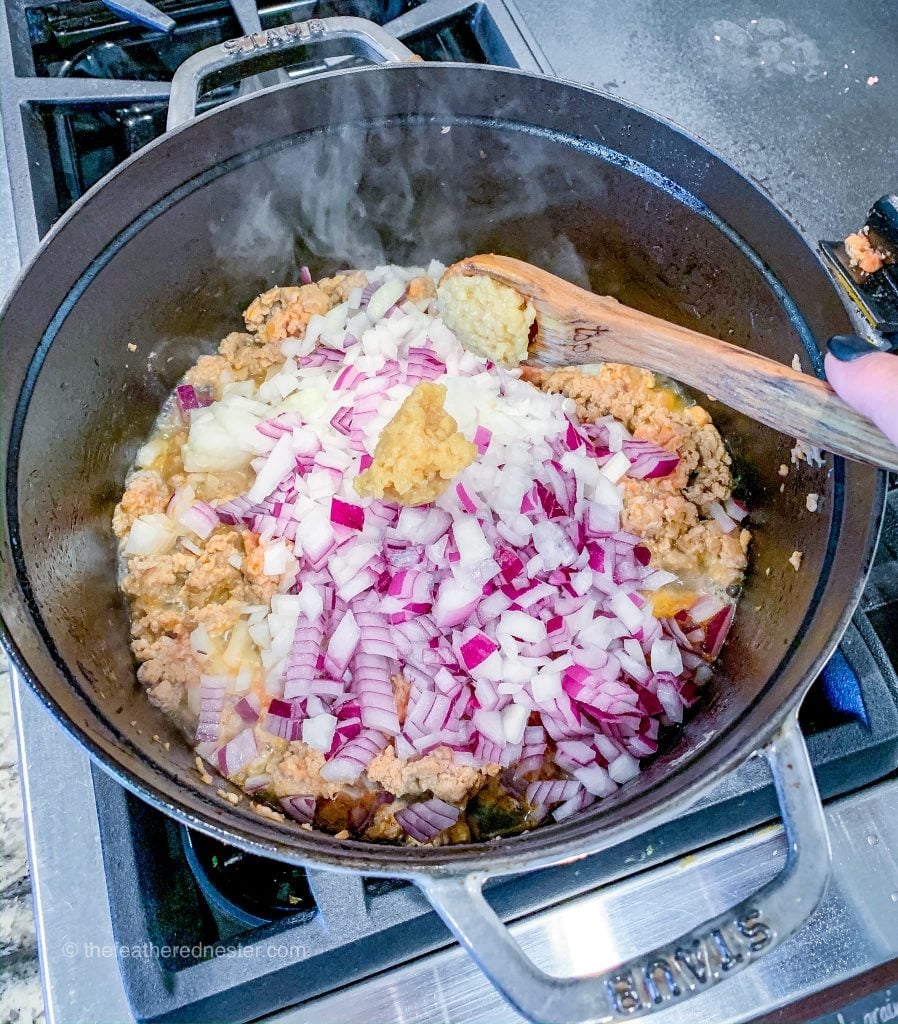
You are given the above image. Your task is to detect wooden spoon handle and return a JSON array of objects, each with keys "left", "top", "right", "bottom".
[{"left": 447, "top": 254, "right": 898, "bottom": 473}]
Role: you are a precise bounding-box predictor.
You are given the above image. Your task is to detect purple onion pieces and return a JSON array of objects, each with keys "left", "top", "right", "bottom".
[
  {"left": 217, "top": 727, "right": 258, "bottom": 777},
  {"left": 395, "top": 798, "right": 460, "bottom": 842},
  {"left": 280, "top": 795, "right": 316, "bottom": 823}
]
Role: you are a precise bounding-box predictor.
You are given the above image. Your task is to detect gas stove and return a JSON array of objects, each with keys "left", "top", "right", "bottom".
[
  {"left": 0, "top": 0, "right": 548, "bottom": 255},
  {"left": 4, "top": 2, "right": 898, "bottom": 1023}
]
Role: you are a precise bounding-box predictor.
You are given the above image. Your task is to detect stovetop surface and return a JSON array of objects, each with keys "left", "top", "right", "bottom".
[{"left": 3, "top": 0, "right": 898, "bottom": 1022}]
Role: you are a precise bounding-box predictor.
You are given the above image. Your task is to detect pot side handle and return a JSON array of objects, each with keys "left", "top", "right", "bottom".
[
  {"left": 166, "top": 17, "right": 420, "bottom": 131},
  {"left": 417, "top": 716, "right": 830, "bottom": 1024}
]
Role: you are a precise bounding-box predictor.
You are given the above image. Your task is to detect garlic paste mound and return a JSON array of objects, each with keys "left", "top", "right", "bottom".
[
  {"left": 114, "top": 261, "right": 749, "bottom": 846},
  {"left": 354, "top": 382, "right": 476, "bottom": 506},
  {"left": 437, "top": 274, "right": 536, "bottom": 366}
]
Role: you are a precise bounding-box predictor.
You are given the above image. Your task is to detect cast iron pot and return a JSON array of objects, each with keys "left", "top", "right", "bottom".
[{"left": 0, "top": 18, "right": 885, "bottom": 1023}]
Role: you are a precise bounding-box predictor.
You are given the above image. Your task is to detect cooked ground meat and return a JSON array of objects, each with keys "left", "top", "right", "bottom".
[
  {"left": 367, "top": 744, "right": 500, "bottom": 803},
  {"left": 183, "top": 353, "right": 240, "bottom": 393},
  {"left": 844, "top": 229, "right": 888, "bottom": 275},
  {"left": 407, "top": 275, "right": 437, "bottom": 307},
  {"left": 112, "top": 470, "right": 170, "bottom": 537},
  {"left": 211, "top": 271, "right": 369, "bottom": 379}
]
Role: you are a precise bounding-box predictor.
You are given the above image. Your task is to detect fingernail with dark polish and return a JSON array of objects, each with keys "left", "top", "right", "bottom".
[{"left": 826, "top": 334, "right": 876, "bottom": 361}]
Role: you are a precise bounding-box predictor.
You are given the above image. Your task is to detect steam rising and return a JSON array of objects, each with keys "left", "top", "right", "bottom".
[{"left": 208, "top": 105, "right": 596, "bottom": 293}]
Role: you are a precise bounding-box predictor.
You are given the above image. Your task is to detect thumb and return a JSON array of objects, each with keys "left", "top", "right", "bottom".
[{"left": 825, "top": 349, "right": 898, "bottom": 446}]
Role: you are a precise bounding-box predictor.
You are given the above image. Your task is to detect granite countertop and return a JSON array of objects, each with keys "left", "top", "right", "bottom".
[{"left": 0, "top": 665, "right": 45, "bottom": 1023}]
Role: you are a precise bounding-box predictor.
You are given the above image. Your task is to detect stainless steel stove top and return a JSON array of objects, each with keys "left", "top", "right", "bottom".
[{"left": 4, "top": 1, "right": 898, "bottom": 1022}]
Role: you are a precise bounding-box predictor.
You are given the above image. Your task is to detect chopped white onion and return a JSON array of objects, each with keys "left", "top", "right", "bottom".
[
  {"left": 501, "top": 704, "right": 529, "bottom": 745},
  {"left": 302, "top": 713, "right": 338, "bottom": 752},
  {"left": 367, "top": 279, "right": 406, "bottom": 321},
  {"left": 124, "top": 514, "right": 178, "bottom": 556},
  {"left": 601, "top": 450, "right": 631, "bottom": 483}
]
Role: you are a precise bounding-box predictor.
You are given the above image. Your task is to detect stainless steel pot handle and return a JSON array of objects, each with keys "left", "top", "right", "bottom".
[
  {"left": 417, "top": 715, "right": 830, "bottom": 1024},
  {"left": 167, "top": 17, "right": 419, "bottom": 131}
]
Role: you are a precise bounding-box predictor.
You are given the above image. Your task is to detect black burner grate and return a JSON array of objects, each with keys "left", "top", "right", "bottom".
[{"left": 25, "top": 1, "right": 404, "bottom": 77}]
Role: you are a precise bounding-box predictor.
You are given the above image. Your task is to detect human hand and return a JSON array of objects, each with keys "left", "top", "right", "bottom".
[{"left": 826, "top": 335, "right": 898, "bottom": 447}]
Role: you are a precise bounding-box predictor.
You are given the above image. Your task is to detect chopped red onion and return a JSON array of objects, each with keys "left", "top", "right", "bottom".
[
  {"left": 234, "top": 693, "right": 261, "bottom": 722},
  {"left": 473, "top": 426, "right": 493, "bottom": 454},
  {"left": 456, "top": 482, "right": 477, "bottom": 515},
  {"left": 331, "top": 497, "right": 365, "bottom": 531},
  {"left": 460, "top": 633, "right": 499, "bottom": 670},
  {"left": 176, "top": 384, "right": 213, "bottom": 416},
  {"left": 689, "top": 594, "right": 727, "bottom": 624},
  {"left": 330, "top": 406, "right": 354, "bottom": 435},
  {"left": 650, "top": 637, "right": 683, "bottom": 676},
  {"left": 724, "top": 497, "right": 748, "bottom": 522},
  {"left": 608, "top": 751, "right": 640, "bottom": 784},
  {"left": 195, "top": 676, "right": 226, "bottom": 742},
  {"left": 553, "top": 787, "right": 596, "bottom": 821},
  {"left": 701, "top": 604, "right": 735, "bottom": 660},
  {"left": 178, "top": 500, "right": 218, "bottom": 539},
  {"left": 574, "top": 763, "right": 617, "bottom": 797},
  {"left": 217, "top": 727, "right": 258, "bottom": 776},
  {"left": 320, "top": 729, "right": 389, "bottom": 783},
  {"left": 281, "top": 794, "right": 316, "bottom": 822},
  {"left": 623, "top": 438, "right": 680, "bottom": 480},
  {"left": 526, "top": 779, "right": 582, "bottom": 805},
  {"left": 324, "top": 610, "right": 360, "bottom": 677},
  {"left": 302, "top": 712, "right": 338, "bottom": 753},
  {"left": 395, "top": 798, "right": 460, "bottom": 841},
  {"left": 656, "top": 679, "right": 685, "bottom": 723}
]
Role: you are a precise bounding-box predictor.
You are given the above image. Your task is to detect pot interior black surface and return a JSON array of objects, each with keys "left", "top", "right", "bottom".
[{"left": 0, "top": 66, "right": 880, "bottom": 873}]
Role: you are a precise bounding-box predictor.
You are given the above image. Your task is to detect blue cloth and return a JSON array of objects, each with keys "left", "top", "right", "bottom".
[{"left": 821, "top": 648, "right": 868, "bottom": 726}]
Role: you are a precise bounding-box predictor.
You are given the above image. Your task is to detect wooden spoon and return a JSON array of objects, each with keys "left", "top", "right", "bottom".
[{"left": 442, "top": 254, "right": 898, "bottom": 473}]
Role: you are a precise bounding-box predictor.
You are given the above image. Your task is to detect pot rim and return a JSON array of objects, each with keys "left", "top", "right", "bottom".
[{"left": 0, "top": 61, "right": 887, "bottom": 877}]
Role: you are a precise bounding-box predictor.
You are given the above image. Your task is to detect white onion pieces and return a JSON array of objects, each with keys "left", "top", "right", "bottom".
[
  {"left": 173, "top": 263, "right": 737, "bottom": 835},
  {"left": 124, "top": 513, "right": 178, "bottom": 556}
]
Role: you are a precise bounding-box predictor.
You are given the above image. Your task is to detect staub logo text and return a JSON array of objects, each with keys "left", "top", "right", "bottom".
[
  {"left": 223, "top": 20, "right": 326, "bottom": 55},
  {"left": 606, "top": 910, "right": 772, "bottom": 1015}
]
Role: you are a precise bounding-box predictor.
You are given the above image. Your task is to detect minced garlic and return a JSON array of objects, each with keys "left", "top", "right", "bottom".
[
  {"left": 437, "top": 274, "right": 535, "bottom": 366},
  {"left": 354, "top": 382, "right": 476, "bottom": 506}
]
